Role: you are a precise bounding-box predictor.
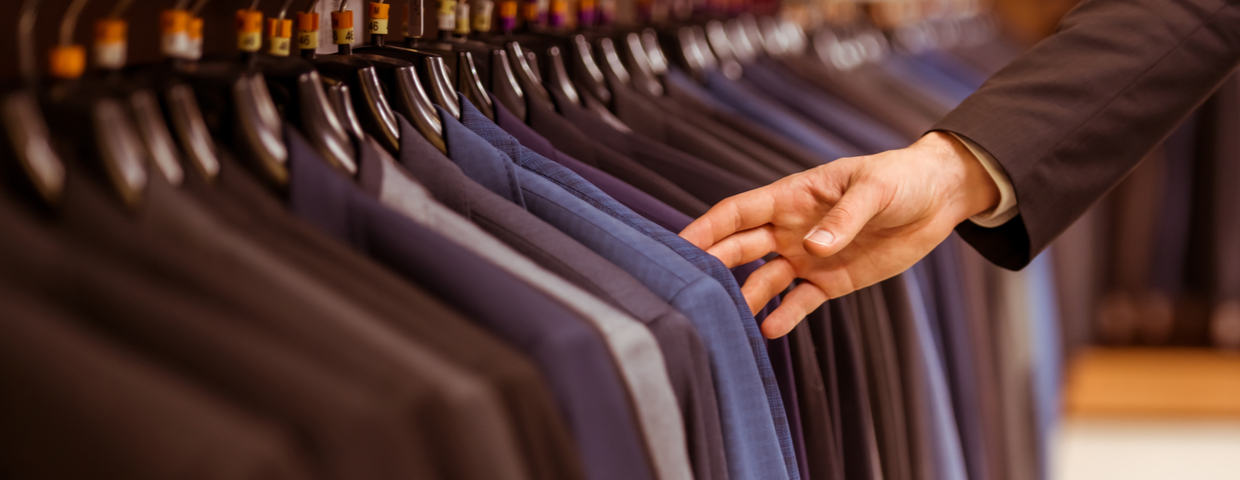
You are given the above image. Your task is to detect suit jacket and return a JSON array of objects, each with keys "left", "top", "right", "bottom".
[
  {"left": 20, "top": 164, "right": 527, "bottom": 480},
  {"left": 937, "top": 0, "right": 1240, "bottom": 270},
  {"left": 282, "top": 127, "right": 656, "bottom": 480},
  {"left": 0, "top": 286, "right": 313, "bottom": 480},
  {"left": 354, "top": 134, "right": 696, "bottom": 480},
  {"left": 607, "top": 80, "right": 785, "bottom": 183},
  {"left": 855, "top": 286, "right": 914, "bottom": 480},
  {"left": 458, "top": 99, "right": 807, "bottom": 480},
  {"left": 0, "top": 185, "right": 442, "bottom": 480},
  {"left": 545, "top": 83, "right": 763, "bottom": 206},
  {"left": 181, "top": 146, "right": 586, "bottom": 480},
  {"left": 788, "top": 315, "right": 845, "bottom": 480},
  {"left": 444, "top": 101, "right": 793, "bottom": 480},
  {"left": 523, "top": 87, "right": 712, "bottom": 216},
  {"left": 395, "top": 114, "right": 730, "bottom": 480},
  {"left": 494, "top": 98, "right": 695, "bottom": 233},
  {"left": 703, "top": 70, "right": 864, "bottom": 162}
]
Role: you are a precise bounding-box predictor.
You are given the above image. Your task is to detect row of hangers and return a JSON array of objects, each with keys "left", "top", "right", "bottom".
[{"left": 0, "top": 0, "right": 989, "bottom": 213}]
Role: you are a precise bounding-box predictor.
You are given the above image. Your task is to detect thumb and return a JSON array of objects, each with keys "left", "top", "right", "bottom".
[{"left": 802, "top": 186, "right": 882, "bottom": 258}]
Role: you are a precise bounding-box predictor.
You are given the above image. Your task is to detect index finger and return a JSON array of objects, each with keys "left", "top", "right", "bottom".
[{"left": 679, "top": 186, "right": 779, "bottom": 250}]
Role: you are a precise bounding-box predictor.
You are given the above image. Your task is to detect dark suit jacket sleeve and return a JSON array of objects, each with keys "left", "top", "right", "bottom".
[{"left": 933, "top": 0, "right": 1240, "bottom": 270}]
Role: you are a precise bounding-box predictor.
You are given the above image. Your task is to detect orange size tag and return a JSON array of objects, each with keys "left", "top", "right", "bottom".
[
  {"left": 235, "top": 9, "right": 263, "bottom": 52},
  {"left": 93, "top": 19, "right": 128, "bottom": 69},
  {"left": 160, "top": 9, "right": 191, "bottom": 57},
  {"left": 49, "top": 45, "right": 86, "bottom": 79},
  {"left": 266, "top": 18, "right": 293, "bottom": 56},
  {"left": 296, "top": 12, "right": 320, "bottom": 50},
  {"left": 369, "top": 2, "right": 391, "bottom": 34},
  {"left": 331, "top": 10, "right": 355, "bottom": 44}
]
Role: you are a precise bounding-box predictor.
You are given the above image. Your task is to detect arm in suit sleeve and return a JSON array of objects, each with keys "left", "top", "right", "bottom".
[{"left": 933, "top": 0, "right": 1240, "bottom": 270}]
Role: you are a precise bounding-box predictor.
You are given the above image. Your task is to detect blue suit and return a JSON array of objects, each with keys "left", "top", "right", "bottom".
[{"left": 442, "top": 101, "right": 796, "bottom": 480}]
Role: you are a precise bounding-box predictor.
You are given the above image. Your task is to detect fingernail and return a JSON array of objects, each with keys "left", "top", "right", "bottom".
[{"left": 805, "top": 229, "right": 835, "bottom": 247}]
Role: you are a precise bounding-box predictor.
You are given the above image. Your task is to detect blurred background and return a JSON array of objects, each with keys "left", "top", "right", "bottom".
[{"left": 993, "top": 1, "right": 1240, "bottom": 478}]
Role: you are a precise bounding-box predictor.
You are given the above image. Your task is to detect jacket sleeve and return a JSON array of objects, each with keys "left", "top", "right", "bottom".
[{"left": 933, "top": 0, "right": 1240, "bottom": 270}]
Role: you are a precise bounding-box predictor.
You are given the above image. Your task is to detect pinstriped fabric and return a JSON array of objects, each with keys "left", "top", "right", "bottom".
[{"left": 458, "top": 97, "right": 800, "bottom": 480}]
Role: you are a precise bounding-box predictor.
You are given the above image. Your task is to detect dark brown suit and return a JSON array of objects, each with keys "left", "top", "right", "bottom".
[{"left": 938, "top": 0, "right": 1240, "bottom": 270}]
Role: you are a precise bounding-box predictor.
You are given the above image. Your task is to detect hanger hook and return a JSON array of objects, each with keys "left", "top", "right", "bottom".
[
  {"left": 60, "top": 0, "right": 92, "bottom": 47},
  {"left": 174, "top": 0, "right": 191, "bottom": 9},
  {"left": 305, "top": 0, "right": 320, "bottom": 12},
  {"left": 338, "top": 0, "right": 347, "bottom": 12},
  {"left": 251, "top": 0, "right": 262, "bottom": 10},
  {"left": 277, "top": 0, "right": 296, "bottom": 18},
  {"left": 18, "top": 0, "right": 40, "bottom": 88}
]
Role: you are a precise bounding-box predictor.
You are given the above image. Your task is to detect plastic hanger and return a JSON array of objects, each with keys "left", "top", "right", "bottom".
[
  {"left": 0, "top": 0, "right": 67, "bottom": 205},
  {"left": 254, "top": 0, "right": 357, "bottom": 174},
  {"left": 361, "top": 0, "right": 500, "bottom": 120},
  {"left": 177, "top": 0, "right": 289, "bottom": 187},
  {"left": 38, "top": 0, "right": 149, "bottom": 207},
  {"left": 620, "top": 30, "right": 664, "bottom": 97},
  {"left": 304, "top": 0, "right": 413, "bottom": 153},
  {"left": 704, "top": 20, "right": 743, "bottom": 79},
  {"left": 349, "top": 0, "right": 463, "bottom": 121}
]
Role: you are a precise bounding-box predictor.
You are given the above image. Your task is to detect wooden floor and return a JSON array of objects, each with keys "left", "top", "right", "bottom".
[{"left": 1063, "top": 348, "right": 1240, "bottom": 418}]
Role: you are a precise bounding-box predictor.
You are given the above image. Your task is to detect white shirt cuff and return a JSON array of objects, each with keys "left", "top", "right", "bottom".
[{"left": 948, "top": 132, "right": 1019, "bottom": 228}]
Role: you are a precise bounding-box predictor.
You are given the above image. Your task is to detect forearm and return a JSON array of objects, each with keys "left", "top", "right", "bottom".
[{"left": 936, "top": 0, "right": 1240, "bottom": 269}]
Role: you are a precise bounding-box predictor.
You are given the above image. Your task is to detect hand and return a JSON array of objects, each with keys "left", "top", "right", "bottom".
[{"left": 679, "top": 132, "right": 1001, "bottom": 339}]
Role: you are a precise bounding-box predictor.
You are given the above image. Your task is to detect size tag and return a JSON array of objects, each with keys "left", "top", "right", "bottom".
[
  {"left": 453, "top": 3, "right": 470, "bottom": 34},
  {"left": 498, "top": 0, "right": 517, "bottom": 32},
  {"left": 266, "top": 18, "right": 293, "bottom": 56},
  {"left": 160, "top": 9, "right": 190, "bottom": 58},
  {"left": 437, "top": 0, "right": 457, "bottom": 31},
  {"left": 368, "top": 2, "right": 390, "bottom": 34},
  {"left": 472, "top": 0, "right": 494, "bottom": 32},
  {"left": 549, "top": 0, "right": 566, "bottom": 27},
  {"left": 187, "top": 17, "right": 203, "bottom": 59},
  {"left": 49, "top": 45, "right": 86, "bottom": 79},
  {"left": 578, "top": 0, "right": 596, "bottom": 27},
  {"left": 296, "top": 12, "right": 319, "bottom": 50},
  {"left": 521, "top": 0, "right": 539, "bottom": 23},
  {"left": 331, "top": 10, "right": 355, "bottom": 44},
  {"left": 235, "top": 10, "right": 263, "bottom": 52},
  {"left": 93, "top": 19, "right": 127, "bottom": 69}
]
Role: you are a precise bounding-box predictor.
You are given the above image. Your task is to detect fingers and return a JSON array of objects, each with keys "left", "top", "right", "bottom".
[
  {"left": 802, "top": 185, "right": 882, "bottom": 258},
  {"left": 680, "top": 187, "right": 778, "bottom": 250},
  {"left": 740, "top": 256, "right": 797, "bottom": 315},
  {"left": 704, "top": 225, "right": 779, "bottom": 268},
  {"left": 760, "top": 282, "right": 829, "bottom": 339}
]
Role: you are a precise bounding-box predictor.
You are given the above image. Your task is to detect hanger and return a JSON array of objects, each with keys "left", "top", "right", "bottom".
[
  {"left": 84, "top": 0, "right": 189, "bottom": 187},
  {"left": 350, "top": 0, "right": 464, "bottom": 122},
  {"left": 0, "top": 0, "right": 67, "bottom": 205},
  {"left": 322, "top": 77, "right": 367, "bottom": 139},
  {"left": 38, "top": 0, "right": 149, "bottom": 207},
  {"left": 177, "top": 0, "right": 289, "bottom": 187},
  {"left": 723, "top": 17, "right": 759, "bottom": 64},
  {"left": 305, "top": 0, "right": 413, "bottom": 153},
  {"left": 506, "top": 41, "right": 555, "bottom": 110},
  {"left": 364, "top": 0, "right": 501, "bottom": 120},
  {"left": 254, "top": 0, "right": 357, "bottom": 174},
  {"left": 704, "top": 20, "right": 743, "bottom": 79},
  {"left": 619, "top": 30, "right": 664, "bottom": 97},
  {"left": 667, "top": 25, "right": 718, "bottom": 82}
]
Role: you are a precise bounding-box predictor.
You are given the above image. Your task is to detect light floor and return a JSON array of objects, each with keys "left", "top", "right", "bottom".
[{"left": 1054, "top": 348, "right": 1240, "bottom": 480}]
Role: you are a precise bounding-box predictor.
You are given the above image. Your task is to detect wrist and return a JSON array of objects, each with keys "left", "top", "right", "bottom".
[{"left": 917, "top": 131, "right": 1001, "bottom": 222}]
